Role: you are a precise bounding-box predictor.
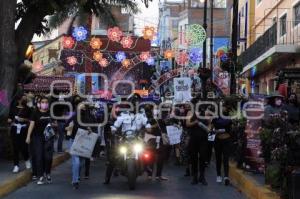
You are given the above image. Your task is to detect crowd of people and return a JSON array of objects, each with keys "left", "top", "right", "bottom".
[{"left": 7, "top": 90, "right": 300, "bottom": 189}]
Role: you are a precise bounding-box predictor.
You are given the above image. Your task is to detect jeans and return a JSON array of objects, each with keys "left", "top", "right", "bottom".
[
  {"left": 214, "top": 138, "right": 231, "bottom": 177},
  {"left": 57, "top": 121, "right": 65, "bottom": 152},
  {"left": 69, "top": 139, "right": 81, "bottom": 183},
  {"left": 32, "top": 135, "right": 54, "bottom": 177}
]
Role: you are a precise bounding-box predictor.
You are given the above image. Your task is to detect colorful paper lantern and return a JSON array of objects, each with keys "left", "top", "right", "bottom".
[
  {"left": 93, "top": 51, "right": 103, "bottom": 62},
  {"left": 176, "top": 52, "right": 189, "bottom": 65},
  {"left": 122, "top": 59, "right": 131, "bottom": 68},
  {"left": 186, "top": 24, "right": 206, "bottom": 46},
  {"left": 90, "top": 37, "right": 103, "bottom": 49},
  {"left": 108, "top": 26, "right": 123, "bottom": 42},
  {"left": 143, "top": 26, "right": 156, "bottom": 40},
  {"left": 189, "top": 48, "right": 202, "bottom": 63},
  {"left": 115, "top": 51, "right": 126, "bottom": 62},
  {"left": 139, "top": 52, "right": 150, "bottom": 62},
  {"left": 62, "top": 36, "right": 75, "bottom": 49},
  {"left": 72, "top": 26, "right": 88, "bottom": 41},
  {"left": 99, "top": 58, "right": 108, "bottom": 67},
  {"left": 164, "top": 50, "right": 174, "bottom": 59},
  {"left": 67, "top": 56, "right": 77, "bottom": 66},
  {"left": 120, "top": 36, "right": 133, "bottom": 49},
  {"left": 146, "top": 57, "right": 155, "bottom": 66}
]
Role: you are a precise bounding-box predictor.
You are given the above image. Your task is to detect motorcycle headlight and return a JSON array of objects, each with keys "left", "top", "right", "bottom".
[
  {"left": 120, "top": 146, "right": 127, "bottom": 154},
  {"left": 133, "top": 143, "right": 143, "bottom": 153}
]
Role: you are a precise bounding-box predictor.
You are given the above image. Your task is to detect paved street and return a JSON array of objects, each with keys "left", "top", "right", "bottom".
[{"left": 4, "top": 158, "right": 245, "bottom": 199}]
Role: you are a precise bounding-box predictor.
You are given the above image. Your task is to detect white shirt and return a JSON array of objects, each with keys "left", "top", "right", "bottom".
[
  {"left": 135, "top": 112, "right": 148, "bottom": 131},
  {"left": 113, "top": 112, "right": 137, "bottom": 134}
]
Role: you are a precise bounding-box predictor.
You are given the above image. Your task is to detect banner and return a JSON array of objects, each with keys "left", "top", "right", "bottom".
[
  {"left": 70, "top": 128, "right": 98, "bottom": 158},
  {"left": 244, "top": 95, "right": 266, "bottom": 173},
  {"left": 173, "top": 77, "right": 192, "bottom": 102},
  {"left": 166, "top": 125, "right": 182, "bottom": 145}
]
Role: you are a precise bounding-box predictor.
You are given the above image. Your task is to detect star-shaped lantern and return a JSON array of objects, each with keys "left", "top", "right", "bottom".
[
  {"left": 115, "top": 51, "right": 126, "bottom": 62},
  {"left": 164, "top": 50, "right": 174, "bottom": 59},
  {"left": 146, "top": 57, "right": 155, "bottom": 66},
  {"left": 176, "top": 52, "right": 189, "bottom": 66},
  {"left": 122, "top": 59, "right": 131, "bottom": 68}
]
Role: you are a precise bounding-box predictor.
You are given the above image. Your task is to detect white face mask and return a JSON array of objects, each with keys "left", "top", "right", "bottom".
[
  {"left": 275, "top": 99, "right": 282, "bottom": 106},
  {"left": 27, "top": 101, "right": 33, "bottom": 107}
]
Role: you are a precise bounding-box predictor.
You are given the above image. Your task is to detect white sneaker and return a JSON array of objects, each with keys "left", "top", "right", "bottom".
[
  {"left": 216, "top": 176, "right": 223, "bottom": 183},
  {"left": 13, "top": 165, "right": 19, "bottom": 173},
  {"left": 25, "top": 160, "right": 32, "bottom": 169},
  {"left": 37, "top": 177, "right": 45, "bottom": 185}
]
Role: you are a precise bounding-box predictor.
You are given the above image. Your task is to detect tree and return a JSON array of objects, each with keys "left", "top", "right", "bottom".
[{"left": 0, "top": 0, "right": 150, "bottom": 119}]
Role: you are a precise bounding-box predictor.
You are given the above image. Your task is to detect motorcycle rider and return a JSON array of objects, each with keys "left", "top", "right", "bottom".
[{"left": 104, "top": 101, "right": 146, "bottom": 184}]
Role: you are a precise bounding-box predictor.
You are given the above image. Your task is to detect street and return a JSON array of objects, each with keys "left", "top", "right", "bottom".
[{"left": 4, "top": 158, "right": 245, "bottom": 199}]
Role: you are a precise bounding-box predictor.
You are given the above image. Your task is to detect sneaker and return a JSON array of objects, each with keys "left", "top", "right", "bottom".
[
  {"left": 32, "top": 176, "right": 38, "bottom": 181},
  {"left": 72, "top": 182, "right": 79, "bottom": 189},
  {"left": 37, "top": 177, "right": 45, "bottom": 185},
  {"left": 224, "top": 177, "right": 230, "bottom": 186},
  {"left": 12, "top": 165, "right": 19, "bottom": 173},
  {"left": 216, "top": 176, "right": 223, "bottom": 183},
  {"left": 25, "top": 160, "right": 32, "bottom": 169},
  {"left": 156, "top": 176, "right": 169, "bottom": 181},
  {"left": 46, "top": 175, "right": 52, "bottom": 184}
]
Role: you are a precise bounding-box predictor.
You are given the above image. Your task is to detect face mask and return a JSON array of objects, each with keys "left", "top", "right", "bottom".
[
  {"left": 27, "top": 101, "right": 33, "bottom": 108},
  {"left": 275, "top": 99, "right": 282, "bottom": 106},
  {"left": 40, "top": 103, "right": 49, "bottom": 110}
]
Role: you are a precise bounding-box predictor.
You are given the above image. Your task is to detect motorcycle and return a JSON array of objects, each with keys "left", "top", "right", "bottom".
[{"left": 116, "top": 130, "right": 152, "bottom": 190}]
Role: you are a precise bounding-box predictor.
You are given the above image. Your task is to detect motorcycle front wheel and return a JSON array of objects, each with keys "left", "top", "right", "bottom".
[{"left": 127, "top": 158, "right": 137, "bottom": 190}]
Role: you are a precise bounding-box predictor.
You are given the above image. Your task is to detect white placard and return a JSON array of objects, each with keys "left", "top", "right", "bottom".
[
  {"left": 174, "top": 77, "right": 192, "bottom": 102},
  {"left": 166, "top": 125, "right": 182, "bottom": 145},
  {"left": 70, "top": 128, "right": 98, "bottom": 158}
]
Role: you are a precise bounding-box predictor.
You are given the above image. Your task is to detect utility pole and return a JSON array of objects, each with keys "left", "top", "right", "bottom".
[
  {"left": 210, "top": 0, "right": 214, "bottom": 81},
  {"left": 231, "top": 0, "right": 238, "bottom": 95},
  {"left": 201, "top": 0, "right": 208, "bottom": 99}
]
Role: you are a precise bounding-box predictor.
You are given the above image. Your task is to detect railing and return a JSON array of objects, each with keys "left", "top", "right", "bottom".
[{"left": 239, "top": 20, "right": 300, "bottom": 67}]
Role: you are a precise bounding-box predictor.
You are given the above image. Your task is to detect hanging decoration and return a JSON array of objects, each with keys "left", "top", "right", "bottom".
[
  {"left": 139, "top": 51, "right": 150, "bottom": 62},
  {"left": 72, "top": 26, "right": 88, "bottom": 41},
  {"left": 146, "top": 57, "right": 155, "bottom": 66},
  {"left": 115, "top": 51, "right": 126, "bottom": 62},
  {"left": 143, "top": 26, "right": 156, "bottom": 40},
  {"left": 122, "top": 59, "right": 131, "bottom": 68},
  {"left": 120, "top": 36, "right": 133, "bottom": 49},
  {"left": 164, "top": 50, "right": 174, "bottom": 59},
  {"left": 186, "top": 24, "right": 206, "bottom": 46},
  {"left": 67, "top": 56, "right": 77, "bottom": 66},
  {"left": 176, "top": 52, "right": 189, "bottom": 66},
  {"left": 90, "top": 37, "right": 103, "bottom": 49},
  {"left": 62, "top": 36, "right": 75, "bottom": 49},
  {"left": 99, "top": 58, "right": 108, "bottom": 67},
  {"left": 108, "top": 26, "right": 123, "bottom": 42},
  {"left": 93, "top": 51, "right": 103, "bottom": 62},
  {"left": 189, "top": 48, "right": 202, "bottom": 63},
  {"left": 216, "top": 46, "right": 228, "bottom": 58}
]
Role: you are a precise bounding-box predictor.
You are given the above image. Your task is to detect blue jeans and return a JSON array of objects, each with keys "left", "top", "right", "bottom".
[{"left": 69, "top": 140, "right": 81, "bottom": 183}]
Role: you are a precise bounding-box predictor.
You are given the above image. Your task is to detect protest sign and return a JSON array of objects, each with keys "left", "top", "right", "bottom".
[
  {"left": 70, "top": 128, "right": 98, "bottom": 158},
  {"left": 173, "top": 77, "right": 192, "bottom": 102},
  {"left": 166, "top": 125, "right": 182, "bottom": 145}
]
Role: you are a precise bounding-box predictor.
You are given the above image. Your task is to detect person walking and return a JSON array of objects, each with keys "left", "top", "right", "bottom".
[
  {"left": 26, "top": 96, "right": 56, "bottom": 185},
  {"left": 212, "top": 104, "right": 233, "bottom": 186},
  {"left": 8, "top": 94, "right": 31, "bottom": 173},
  {"left": 186, "top": 98, "right": 209, "bottom": 186}
]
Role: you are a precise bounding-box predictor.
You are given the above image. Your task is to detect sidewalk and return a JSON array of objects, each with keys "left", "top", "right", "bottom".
[
  {"left": 0, "top": 141, "right": 70, "bottom": 198},
  {"left": 229, "top": 162, "right": 280, "bottom": 199}
]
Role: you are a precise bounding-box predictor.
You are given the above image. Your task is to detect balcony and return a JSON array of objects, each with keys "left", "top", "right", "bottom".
[{"left": 239, "top": 21, "right": 300, "bottom": 74}]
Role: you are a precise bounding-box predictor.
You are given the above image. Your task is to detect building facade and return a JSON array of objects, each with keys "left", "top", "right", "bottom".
[{"left": 239, "top": 0, "right": 300, "bottom": 96}]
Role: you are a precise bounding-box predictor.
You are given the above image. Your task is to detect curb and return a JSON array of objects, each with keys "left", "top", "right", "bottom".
[
  {"left": 0, "top": 152, "right": 70, "bottom": 198},
  {"left": 229, "top": 162, "right": 280, "bottom": 199}
]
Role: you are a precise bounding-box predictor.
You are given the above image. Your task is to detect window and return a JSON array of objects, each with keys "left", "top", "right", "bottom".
[
  {"left": 280, "top": 14, "right": 287, "bottom": 36},
  {"left": 294, "top": 3, "right": 300, "bottom": 26}
]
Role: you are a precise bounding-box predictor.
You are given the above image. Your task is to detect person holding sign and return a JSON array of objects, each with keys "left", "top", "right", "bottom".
[{"left": 186, "top": 98, "right": 209, "bottom": 186}]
